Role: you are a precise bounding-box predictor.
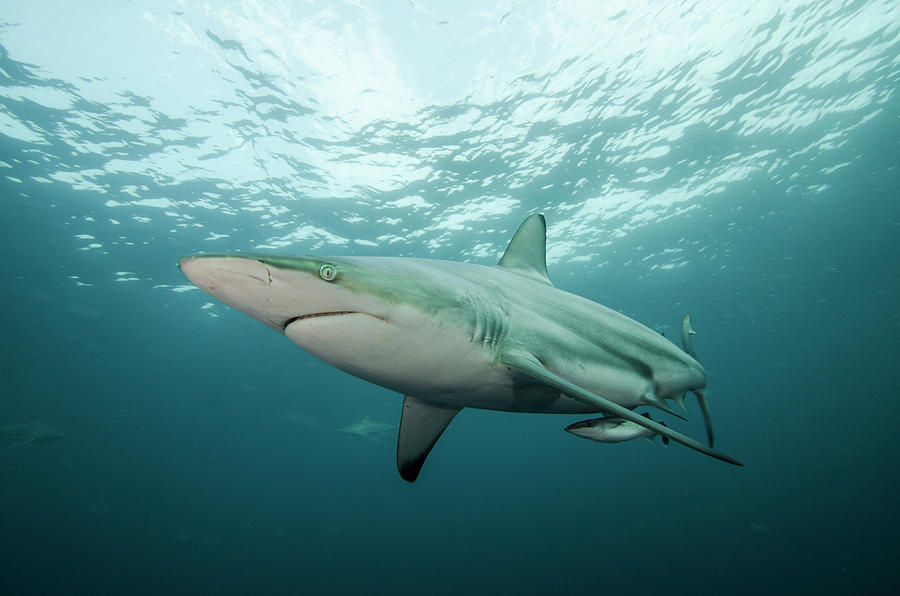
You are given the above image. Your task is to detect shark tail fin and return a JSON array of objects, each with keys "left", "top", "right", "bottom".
[
  {"left": 501, "top": 349, "right": 742, "bottom": 466},
  {"left": 641, "top": 413, "right": 670, "bottom": 446},
  {"left": 694, "top": 389, "right": 714, "bottom": 447},
  {"left": 640, "top": 412, "right": 654, "bottom": 443},
  {"left": 397, "top": 396, "right": 461, "bottom": 483}
]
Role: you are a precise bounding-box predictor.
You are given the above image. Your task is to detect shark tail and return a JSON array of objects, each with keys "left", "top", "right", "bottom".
[
  {"left": 641, "top": 416, "right": 670, "bottom": 447},
  {"left": 503, "top": 350, "right": 741, "bottom": 466},
  {"left": 645, "top": 415, "right": 670, "bottom": 447},
  {"left": 694, "top": 389, "right": 714, "bottom": 447}
]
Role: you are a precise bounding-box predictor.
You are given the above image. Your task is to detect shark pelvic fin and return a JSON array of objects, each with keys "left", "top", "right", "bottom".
[
  {"left": 643, "top": 394, "right": 687, "bottom": 420},
  {"left": 397, "top": 396, "right": 461, "bottom": 483},
  {"left": 500, "top": 350, "right": 742, "bottom": 466},
  {"left": 498, "top": 214, "right": 552, "bottom": 285}
]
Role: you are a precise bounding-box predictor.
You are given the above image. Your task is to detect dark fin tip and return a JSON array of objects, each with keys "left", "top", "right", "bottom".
[{"left": 399, "top": 456, "right": 426, "bottom": 483}]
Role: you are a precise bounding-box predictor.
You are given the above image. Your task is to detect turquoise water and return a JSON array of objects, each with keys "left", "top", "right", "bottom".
[{"left": 1, "top": 1, "right": 898, "bottom": 594}]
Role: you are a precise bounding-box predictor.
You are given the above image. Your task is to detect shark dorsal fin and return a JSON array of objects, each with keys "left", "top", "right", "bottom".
[{"left": 497, "top": 214, "right": 552, "bottom": 285}]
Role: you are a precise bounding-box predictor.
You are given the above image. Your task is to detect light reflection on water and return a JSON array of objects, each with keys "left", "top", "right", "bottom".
[{"left": 0, "top": 0, "right": 897, "bottom": 269}]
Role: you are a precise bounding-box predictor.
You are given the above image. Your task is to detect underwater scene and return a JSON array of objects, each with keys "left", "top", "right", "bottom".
[{"left": 1, "top": 1, "right": 898, "bottom": 594}]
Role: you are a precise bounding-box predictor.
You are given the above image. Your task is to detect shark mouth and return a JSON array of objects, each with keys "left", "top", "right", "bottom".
[{"left": 282, "top": 311, "right": 358, "bottom": 330}]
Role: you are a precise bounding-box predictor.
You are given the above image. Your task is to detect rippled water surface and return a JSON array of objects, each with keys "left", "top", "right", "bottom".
[{"left": 1, "top": 1, "right": 898, "bottom": 594}]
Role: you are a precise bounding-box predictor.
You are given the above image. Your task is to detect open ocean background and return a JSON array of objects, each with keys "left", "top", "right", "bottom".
[{"left": 1, "top": 1, "right": 898, "bottom": 594}]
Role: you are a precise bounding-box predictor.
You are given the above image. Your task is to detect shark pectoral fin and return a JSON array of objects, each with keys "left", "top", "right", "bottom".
[
  {"left": 693, "top": 389, "right": 715, "bottom": 447},
  {"left": 500, "top": 351, "right": 742, "bottom": 466},
  {"left": 397, "top": 396, "right": 461, "bottom": 483}
]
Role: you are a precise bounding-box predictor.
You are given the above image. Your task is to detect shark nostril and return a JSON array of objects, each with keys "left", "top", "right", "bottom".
[{"left": 245, "top": 265, "right": 273, "bottom": 285}]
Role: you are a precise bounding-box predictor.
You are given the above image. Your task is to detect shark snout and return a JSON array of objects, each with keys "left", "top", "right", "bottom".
[
  {"left": 179, "top": 255, "right": 272, "bottom": 293},
  {"left": 179, "top": 255, "right": 291, "bottom": 330}
]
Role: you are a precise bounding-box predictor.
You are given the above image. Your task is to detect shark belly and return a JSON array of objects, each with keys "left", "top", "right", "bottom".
[{"left": 283, "top": 306, "right": 596, "bottom": 414}]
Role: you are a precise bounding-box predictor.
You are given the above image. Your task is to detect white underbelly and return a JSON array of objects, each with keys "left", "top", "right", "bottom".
[{"left": 285, "top": 311, "right": 612, "bottom": 415}]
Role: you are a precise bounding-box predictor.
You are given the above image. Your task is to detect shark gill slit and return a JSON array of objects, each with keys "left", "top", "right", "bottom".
[{"left": 468, "top": 294, "right": 509, "bottom": 350}]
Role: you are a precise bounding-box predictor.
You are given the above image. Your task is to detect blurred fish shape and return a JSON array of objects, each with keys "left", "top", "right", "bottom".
[
  {"left": 338, "top": 415, "right": 396, "bottom": 440},
  {"left": 1, "top": 421, "right": 65, "bottom": 448}
]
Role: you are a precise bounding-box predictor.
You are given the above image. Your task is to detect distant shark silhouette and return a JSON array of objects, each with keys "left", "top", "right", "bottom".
[
  {"left": 0, "top": 421, "right": 65, "bottom": 448},
  {"left": 338, "top": 415, "right": 396, "bottom": 440}
]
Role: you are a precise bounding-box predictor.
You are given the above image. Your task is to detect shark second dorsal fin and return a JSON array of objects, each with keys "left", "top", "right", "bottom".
[
  {"left": 397, "top": 395, "right": 461, "bottom": 483},
  {"left": 498, "top": 214, "right": 552, "bottom": 285}
]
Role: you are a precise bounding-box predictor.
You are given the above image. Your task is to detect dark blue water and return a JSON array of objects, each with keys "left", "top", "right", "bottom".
[{"left": 1, "top": 2, "right": 898, "bottom": 594}]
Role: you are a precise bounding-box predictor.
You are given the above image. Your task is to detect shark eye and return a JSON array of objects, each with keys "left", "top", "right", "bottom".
[{"left": 319, "top": 264, "right": 337, "bottom": 281}]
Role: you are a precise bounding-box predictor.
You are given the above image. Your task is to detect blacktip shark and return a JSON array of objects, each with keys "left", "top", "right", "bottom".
[
  {"left": 339, "top": 415, "right": 397, "bottom": 440},
  {"left": 180, "top": 214, "right": 741, "bottom": 481},
  {"left": 1, "top": 421, "right": 65, "bottom": 448}
]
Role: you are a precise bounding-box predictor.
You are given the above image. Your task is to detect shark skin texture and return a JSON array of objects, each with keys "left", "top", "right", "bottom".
[{"left": 180, "top": 214, "right": 741, "bottom": 481}]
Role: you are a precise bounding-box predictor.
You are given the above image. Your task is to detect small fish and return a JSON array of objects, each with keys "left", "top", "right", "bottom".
[{"left": 565, "top": 413, "right": 669, "bottom": 445}]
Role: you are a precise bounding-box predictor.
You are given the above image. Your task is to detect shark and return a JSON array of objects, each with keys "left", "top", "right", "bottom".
[
  {"left": 180, "top": 214, "right": 741, "bottom": 481},
  {"left": 1, "top": 421, "right": 65, "bottom": 448},
  {"left": 338, "top": 415, "right": 397, "bottom": 440},
  {"left": 565, "top": 413, "right": 670, "bottom": 445}
]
